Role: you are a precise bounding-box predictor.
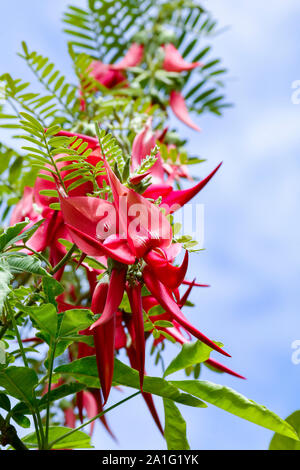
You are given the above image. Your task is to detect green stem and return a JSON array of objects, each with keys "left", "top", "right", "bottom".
[
  {"left": 50, "top": 243, "right": 77, "bottom": 275},
  {"left": 5, "top": 301, "right": 44, "bottom": 448},
  {"left": 43, "top": 134, "right": 67, "bottom": 193},
  {"left": 45, "top": 339, "right": 57, "bottom": 448},
  {"left": 48, "top": 391, "right": 141, "bottom": 449},
  {"left": 22, "top": 245, "right": 52, "bottom": 268}
]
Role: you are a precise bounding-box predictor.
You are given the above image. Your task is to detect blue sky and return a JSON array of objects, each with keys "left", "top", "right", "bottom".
[{"left": 1, "top": 0, "right": 300, "bottom": 450}]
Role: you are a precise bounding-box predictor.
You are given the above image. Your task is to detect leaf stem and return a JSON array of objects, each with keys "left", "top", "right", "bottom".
[
  {"left": 45, "top": 339, "right": 57, "bottom": 448},
  {"left": 50, "top": 243, "right": 77, "bottom": 275},
  {"left": 5, "top": 300, "right": 45, "bottom": 448}
]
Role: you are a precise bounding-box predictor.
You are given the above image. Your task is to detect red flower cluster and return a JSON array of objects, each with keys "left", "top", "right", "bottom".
[
  {"left": 11, "top": 42, "right": 242, "bottom": 437},
  {"left": 81, "top": 41, "right": 202, "bottom": 131}
]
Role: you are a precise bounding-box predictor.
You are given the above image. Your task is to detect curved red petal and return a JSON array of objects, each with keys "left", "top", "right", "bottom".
[
  {"left": 205, "top": 358, "right": 246, "bottom": 380},
  {"left": 160, "top": 162, "right": 222, "bottom": 214},
  {"left": 126, "top": 282, "right": 145, "bottom": 390},
  {"left": 170, "top": 90, "right": 201, "bottom": 131},
  {"left": 90, "top": 268, "right": 126, "bottom": 330},
  {"left": 112, "top": 43, "right": 144, "bottom": 70},
  {"left": 145, "top": 249, "right": 189, "bottom": 289},
  {"left": 163, "top": 44, "right": 202, "bottom": 72}
]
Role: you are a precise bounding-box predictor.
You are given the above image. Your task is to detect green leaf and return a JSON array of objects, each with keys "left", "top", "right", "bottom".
[
  {"left": 18, "top": 382, "right": 86, "bottom": 416},
  {"left": 0, "top": 221, "right": 29, "bottom": 251},
  {"left": 163, "top": 398, "right": 190, "bottom": 450},
  {"left": 164, "top": 341, "right": 212, "bottom": 377},
  {"left": 0, "top": 391, "right": 11, "bottom": 411},
  {"left": 0, "top": 262, "right": 12, "bottom": 310},
  {"left": 23, "top": 426, "right": 93, "bottom": 449},
  {"left": 171, "top": 380, "right": 300, "bottom": 440},
  {"left": 58, "top": 308, "right": 94, "bottom": 337},
  {"left": 0, "top": 340, "right": 6, "bottom": 365},
  {"left": 40, "top": 382, "right": 86, "bottom": 408},
  {"left": 55, "top": 357, "right": 206, "bottom": 408},
  {"left": 5, "top": 254, "right": 49, "bottom": 277},
  {"left": 269, "top": 410, "right": 300, "bottom": 450},
  {"left": 0, "top": 366, "right": 38, "bottom": 405},
  {"left": 18, "top": 303, "right": 58, "bottom": 338},
  {"left": 42, "top": 277, "right": 64, "bottom": 306},
  {"left": 12, "top": 412, "right": 31, "bottom": 428},
  {"left": 9, "top": 220, "right": 45, "bottom": 246}
]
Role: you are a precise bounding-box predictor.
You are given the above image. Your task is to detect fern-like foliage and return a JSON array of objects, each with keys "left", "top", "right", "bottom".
[
  {"left": 19, "top": 42, "right": 80, "bottom": 121},
  {"left": 0, "top": 142, "right": 38, "bottom": 222},
  {"left": 95, "top": 125, "right": 125, "bottom": 175},
  {"left": 63, "top": 0, "right": 154, "bottom": 62},
  {"left": 15, "top": 113, "right": 101, "bottom": 206},
  {"left": 0, "top": 42, "right": 82, "bottom": 135},
  {"left": 63, "top": 0, "right": 230, "bottom": 117}
]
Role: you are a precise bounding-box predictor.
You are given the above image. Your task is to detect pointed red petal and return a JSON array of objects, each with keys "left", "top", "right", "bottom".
[
  {"left": 89, "top": 388, "right": 116, "bottom": 440},
  {"left": 91, "top": 280, "right": 109, "bottom": 314},
  {"left": 160, "top": 162, "right": 222, "bottom": 213},
  {"left": 179, "top": 278, "right": 196, "bottom": 308},
  {"left": 66, "top": 224, "right": 135, "bottom": 264},
  {"left": 90, "top": 268, "right": 126, "bottom": 330},
  {"left": 163, "top": 44, "right": 202, "bottom": 72},
  {"left": 170, "top": 90, "right": 201, "bottom": 131},
  {"left": 93, "top": 318, "right": 116, "bottom": 404},
  {"left": 143, "top": 266, "right": 230, "bottom": 357},
  {"left": 205, "top": 358, "right": 246, "bottom": 380},
  {"left": 142, "top": 184, "right": 173, "bottom": 200},
  {"left": 64, "top": 407, "right": 76, "bottom": 428},
  {"left": 76, "top": 391, "right": 84, "bottom": 423},
  {"left": 126, "top": 282, "right": 145, "bottom": 391},
  {"left": 131, "top": 121, "right": 165, "bottom": 185},
  {"left": 82, "top": 391, "right": 99, "bottom": 436},
  {"left": 112, "top": 43, "right": 144, "bottom": 70},
  {"left": 183, "top": 279, "right": 210, "bottom": 288},
  {"left": 129, "top": 170, "right": 152, "bottom": 185},
  {"left": 127, "top": 346, "right": 163, "bottom": 435},
  {"left": 141, "top": 392, "right": 164, "bottom": 436}
]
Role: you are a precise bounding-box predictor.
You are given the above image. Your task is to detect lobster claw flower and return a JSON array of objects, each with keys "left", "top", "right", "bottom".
[
  {"left": 163, "top": 43, "right": 202, "bottom": 72},
  {"left": 58, "top": 189, "right": 135, "bottom": 264},
  {"left": 103, "top": 159, "right": 173, "bottom": 259},
  {"left": 170, "top": 90, "right": 201, "bottom": 131},
  {"left": 111, "top": 43, "right": 144, "bottom": 70}
]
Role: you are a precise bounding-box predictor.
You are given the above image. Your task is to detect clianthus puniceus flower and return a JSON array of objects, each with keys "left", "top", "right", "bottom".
[
  {"left": 80, "top": 43, "right": 144, "bottom": 111},
  {"left": 54, "top": 134, "right": 237, "bottom": 404},
  {"left": 12, "top": 122, "right": 240, "bottom": 413}
]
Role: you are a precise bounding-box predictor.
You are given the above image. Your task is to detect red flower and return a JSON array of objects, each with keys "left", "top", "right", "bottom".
[
  {"left": 57, "top": 151, "right": 228, "bottom": 401},
  {"left": 80, "top": 43, "right": 144, "bottom": 110},
  {"left": 160, "top": 44, "right": 202, "bottom": 131},
  {"left": 170, "top": 90, "right": 201, "bottom": 132},
  {"left": 163, "top": 43, "right": 202, "bottom": 72}
]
